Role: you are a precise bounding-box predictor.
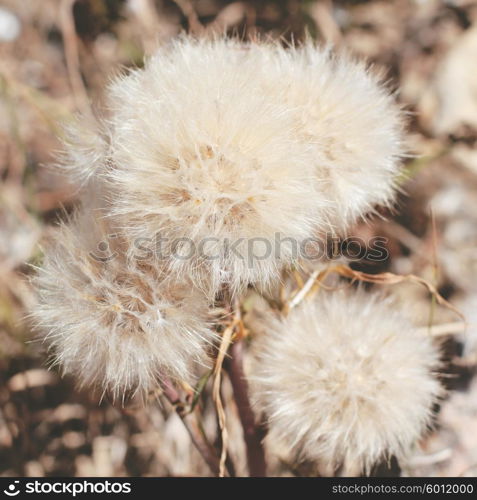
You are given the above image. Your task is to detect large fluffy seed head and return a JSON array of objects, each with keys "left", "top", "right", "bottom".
[
  {"left": 58, "top": 38, "right": 404, "bottom": 295},
  {"left": 249, "top": 289, "right": 441, "bottom": 474},
  {"left": 31, "top": 209, "right": 216, "bottom": 399},
  {"left": 101, "top": 38, "right": 331, "bottom": 295},
  {"left": 257, "top": 42, "right": 404, "bottom": 229}
]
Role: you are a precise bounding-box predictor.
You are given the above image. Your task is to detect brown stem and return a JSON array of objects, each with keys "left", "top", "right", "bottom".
[
  {"left": 227, "top": 339, "right": 267, "bottom": 477},
  {"left": 59, "top": 0, "right": 91, "bottom": 115},
  {"left": 160, "top": 377, "right": 222, "bottom": 476}
]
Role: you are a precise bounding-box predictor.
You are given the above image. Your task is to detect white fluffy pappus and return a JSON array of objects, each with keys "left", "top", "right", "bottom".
[
  {"left": 102, "top": 38, "right": 331, "bottom": 296},
  {"left": 31, "top": 208, "right": 217, "bottom": 400},
  {"left": 56, "top": 38, "right": 405, "bottom": 295},
  {"left": 249, "top": 289, "right": 442, "bottom": 474},
  {"left": 256, "top": 42, "right": 405, "bottom": 230},
  {"left": 56, "top": 113, "right": 109, "bottom": 189}
]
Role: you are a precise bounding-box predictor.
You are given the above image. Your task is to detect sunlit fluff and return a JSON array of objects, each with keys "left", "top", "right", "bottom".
[
  {"left": 101, "top": 38, "right": 332, "bottom": 295},
  {"left": 257, "top": 42, "right": 404, "bottom": 230},
  {"left": 250, "top": 289, "right": 441, "bottom": 474},
  {"left": 56, "top": 37, "right": 404, "bottom": 296},
  {"left": 32, "top": 209, "right": 216, "bottom": 399}
]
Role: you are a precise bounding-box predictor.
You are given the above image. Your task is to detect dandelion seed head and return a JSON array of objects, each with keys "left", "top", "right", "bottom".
[
  {"left": 249, "top": 289, "right": 441, "bottom": 474},
  {"left": 102, "top": 38, "right": 331, "bottom": 295},
  {"left": 257, "top": 42, "right": 405, "bottom": 230},
  {"left": 57, "top": 37, "right": 404, "bottom": 296},
  {"left": 31, "top": 209, "right": 216, "bottom": 400}
]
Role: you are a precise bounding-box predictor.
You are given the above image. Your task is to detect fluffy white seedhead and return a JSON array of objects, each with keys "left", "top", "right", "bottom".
[
  {"left": 256, "top": 42, "right": 405, "bottom": 230},
  {"left": 250, "top": 289, "right": 441, "bottom": 474},
  {"left": 102, "top": 38, "right": 331, "bottom": 296},
  {"left": 57, "top": 38, "right": 404, "bottom": 296},
  {"left": 31, "top": 209, "right": 216, "bottom": 400}
]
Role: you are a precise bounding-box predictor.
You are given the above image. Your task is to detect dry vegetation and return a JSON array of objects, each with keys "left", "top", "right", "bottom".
[{"left": 0, "top": 0, "right": 477, "bottom": 477}]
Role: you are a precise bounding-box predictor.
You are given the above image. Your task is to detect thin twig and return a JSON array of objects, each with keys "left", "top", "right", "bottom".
[
  {"left": 417, "top": 322, "right": 467, "bottom": 337},
  {"left": 324, "top": 264, "right": 464, "bottom": 320},
  {"left": 212, "top": 321, "right": 235, "bottom": 477},
  {"left": 173, "top": 0, "right": 204, "bottom": 34},
  {"left": 59, "top": 0, "right": 91, "bottom": 115},
  {"left": 309, "top": 0, "right": 342, "bottom": 45},
  {"left": 379, "top": 220, "right": 430, "bottom": 260},
  {"left": 160, "top": 376, "right": 221, "bottom": 476},
  {"left": 288, "top": 269, "right": 320, "bottom": 309},
  {"left": 128, "top": 0, "right": 171, "bottom": 53},
  {"left": 205, "top": 2, "right": 246, "bottom": 35}
]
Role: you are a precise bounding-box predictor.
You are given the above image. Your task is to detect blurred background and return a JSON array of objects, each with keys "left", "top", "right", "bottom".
[{"left": 0, "top": 0, "right": 476, "bottom": 477}]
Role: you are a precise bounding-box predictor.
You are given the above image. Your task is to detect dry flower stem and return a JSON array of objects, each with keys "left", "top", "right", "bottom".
[
  {"left": 417, "top": 322, "right": 467, "bottom": 337},
  {"left": 227, "top": 337, "right": 267, "bottom": 477},
  {"left": 212, "top": 322, "right": 235, "bottom": 477},
  {"left": 288, "top": 269, "right": 320, "bottom": 309},
  {"left": 310, "top": 264, "right": 463, "bottom": 320},
  {"left": 160, "top": 376, "right": 221, "bottom": 476}
]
